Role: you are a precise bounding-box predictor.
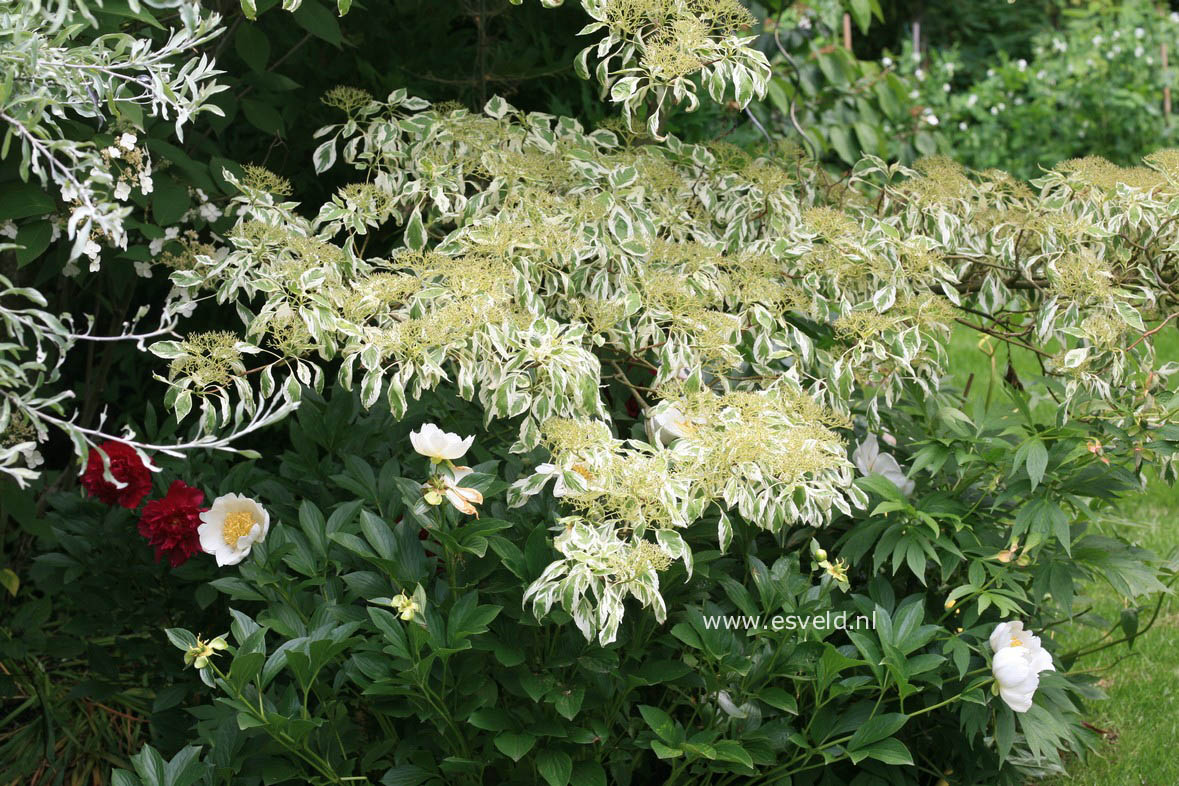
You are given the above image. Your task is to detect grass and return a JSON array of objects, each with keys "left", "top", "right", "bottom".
[
  {"left": 945, "top": 325, "right": 1179, "bottom": 785},
  {"left": 1042, "top": 488, "right": 1179, "bottom": 786}
]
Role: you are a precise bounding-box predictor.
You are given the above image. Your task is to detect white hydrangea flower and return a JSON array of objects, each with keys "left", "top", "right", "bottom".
[
  {"left": 114, "top": 181, "right": 131, "bottom": 201},
  {"left": 134, "top": 261, "right": 153, "bottom": 278},
  {"left": 118, "top": 132, "right": 138, "bottom": 150},
  {"left": 139, "top": 173, "right": 154, "bottom": 194},
  {"left": 198, "top": 493, "right": 270, "bottom": 567},
  {"left": 852, "top": 434, "right": 915, "bottom": 495},
  {"left": 198, "top": 202, "right": 223, "bottom": 222},
  {"left": 0, "top": 221, "right": 17, "bottom": 239},
  {"left": 410, "top": 423, "right": 474, "bottom": 461},
  {"left": 990, "top": 621, "right": 1055, "bottom": 713},
  {"left": 18, "top": 445, "right": 44, "bottom": 469}
]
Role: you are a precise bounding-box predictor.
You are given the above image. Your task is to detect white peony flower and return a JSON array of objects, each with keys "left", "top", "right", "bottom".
[
  {"left": 198, "top": 493, "right": 270, "bottom": 566},
  {"left": 989, "top": 621, "right": 1055, "bottom": 713},
  {"left": 410, "top": 423, "right": 474, "bottom": 462},
  {"left": 852, "top": 434, "right": 915, "bottom": 495},
  {"left": 645, "top": 406, "right": 693, "bottom": 447},
  {"left": 421, "top": 465, "right": 483, "bottom": 516}
]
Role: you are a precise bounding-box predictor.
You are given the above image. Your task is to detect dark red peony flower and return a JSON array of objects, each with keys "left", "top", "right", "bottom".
[
  {"left": 80, "top": 440, "right": 153, "bottom": 508},
  {"left": 138, "top": 480, "right": 207, "bottom": 567}
]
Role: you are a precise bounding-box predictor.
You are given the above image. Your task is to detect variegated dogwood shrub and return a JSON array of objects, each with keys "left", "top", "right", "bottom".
[{"left": 119, "top": 90, "right": 1179, "bottom": 785}]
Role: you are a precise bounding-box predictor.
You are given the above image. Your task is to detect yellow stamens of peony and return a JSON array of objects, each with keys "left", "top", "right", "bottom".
[
  {"left": 223, "top": 510, "right": 256, "bottom": 546},
  {"left": 1010, "top": 636, "right": 1023, "bottom": 647}
]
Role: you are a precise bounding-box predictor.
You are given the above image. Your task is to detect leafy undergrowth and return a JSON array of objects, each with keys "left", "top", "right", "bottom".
[
  {"left": 1045, "top": 489, "right": 1179, "bottom": 786},
  {"left": 942, "top": 326, "right": 1179, "bottom": 785}
]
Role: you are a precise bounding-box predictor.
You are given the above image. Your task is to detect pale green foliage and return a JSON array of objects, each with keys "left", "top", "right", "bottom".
[{"left": 149, "top": 90, "right": 1179, "bottom": 641}]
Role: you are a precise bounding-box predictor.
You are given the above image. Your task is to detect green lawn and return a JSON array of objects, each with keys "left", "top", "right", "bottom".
[
  {"left": 945, "top": 325, "right": 1179, "bottom": 785},
  {"left": 1042, "top": 487, "right": 1179, "bottom": 786}
]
